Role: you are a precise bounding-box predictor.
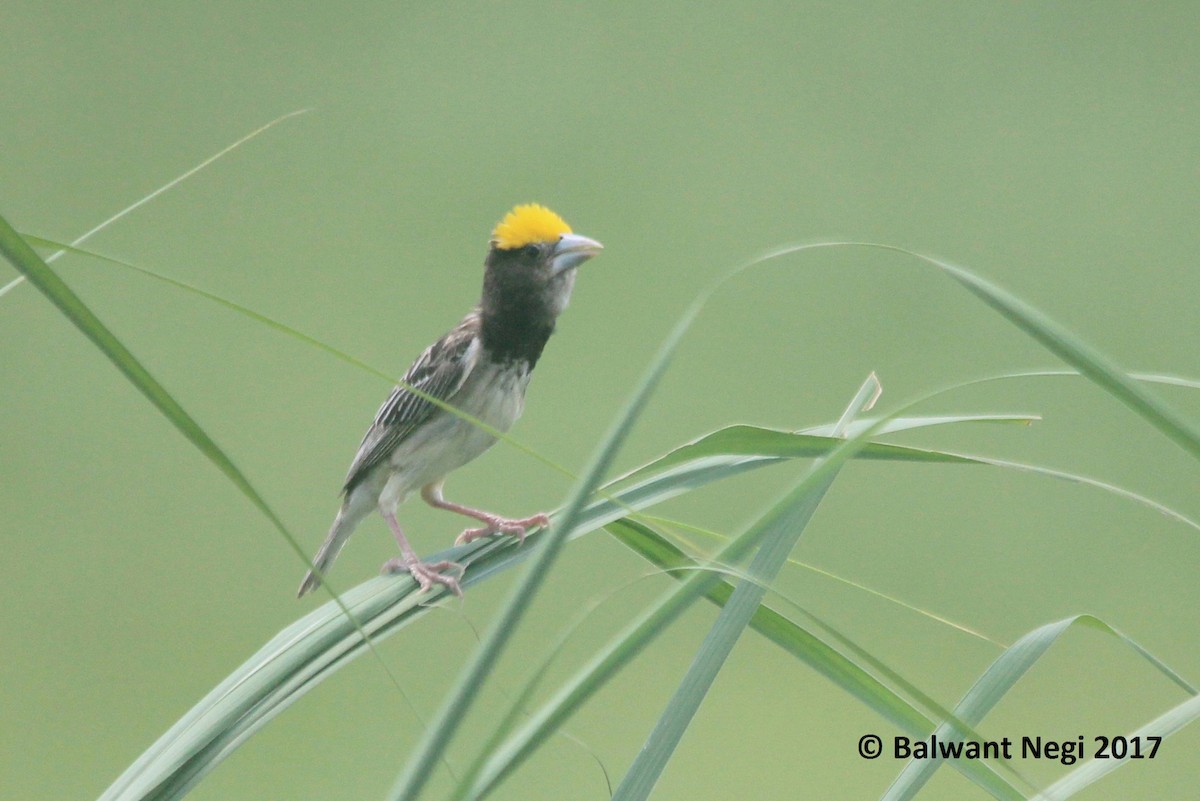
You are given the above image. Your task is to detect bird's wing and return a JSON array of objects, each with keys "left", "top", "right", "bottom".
[{"left": 342, "top": 313, "right": 481, "bottom": 492}]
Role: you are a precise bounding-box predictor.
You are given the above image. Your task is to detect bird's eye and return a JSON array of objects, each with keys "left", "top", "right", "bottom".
[{"left": 521, "top": 243, "right": 541, "bottom": 259}]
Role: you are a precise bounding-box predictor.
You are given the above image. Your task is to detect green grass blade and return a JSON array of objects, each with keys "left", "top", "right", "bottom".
[
  {"left": 456, "top": 516, "right": 1022, "bottom": 801},
  {"left": 21, "top": 234, "right": 401, "bottom": 381},
  {"left": 607, "top": 518, "right": 989, "bottom": 736},
  {"left": 880, "top": 615, "right": 1196, "bottom": 801},
  {"left": 942, "top": 453, "right": 1200, "bottom": 534},
  {"left": 447, "top": 599, "right": 620, "bottom": 801},
  {"left": 102, "top": 580, "right": 431, "bottom": 801},
  {"left": 601, "top": 517, "right": 1026, "bottom": 799},
  {"left": 701, "top": 240, "right": 1200, "bottom": 460},
  {"left": 1, "top": 110, "right": 309, "bottom": 296},
  {"left": 609, "top": 380, "right": 880, "bottom": 801},
  {"left": 933, "top": 258, "right": 1200, "bottom": 461},
  {"left": 612, "top": 416, "right": 1036, "bottom": 487},
  {"left": 1032, "top": 694, "right": 1200, "bottom": 801},
  {"left": 780, "top": 242, "right": 1200, "bottom": 462},
  {"left": 605, "top": 420, "right": 1199, "bottom": 540},
  {"left": 918, "top": 369, "right": 1200, "bottom": 406},
  {"left": 467, "top": 462, "right": 840, "bottom": 801},
  {"left": 0, "top": 216, "right": 411, "bottom": 801},
  {"left": 0, "top": 215, "right": 301, "bottom": 557}
]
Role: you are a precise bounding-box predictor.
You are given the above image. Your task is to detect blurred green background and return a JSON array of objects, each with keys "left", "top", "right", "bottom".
[{"left": 3, "top": 2, "right": 1198, "bottom": 799}]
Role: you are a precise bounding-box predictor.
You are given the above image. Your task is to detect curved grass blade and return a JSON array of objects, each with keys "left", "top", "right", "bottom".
[
  {"left": 611, "top": 423, "right": 1200, "bottom": 539},
  {"left": 880, "top": 615, "right": 1196, "bottom": 801},
  {"left": 103, "top": 579, "right": 431, "bottom": 801},
  {"left": 596, "top": 519, "right": 1029, "bottom": 801},
  {"left": 606, "top": 518, "right": 996, "bottom": 737},
  {"left": 468, "top": 465, "right": 843, "bottom": 800},
  {"left": 1032, "top": 693, "right": 1200, "bottom": 801},
  {"left": 612, "top": 415, "right": 1036, "bottom": 487},
  {"left": 770, "top": 242, "right": 1200, "bottom": 462},
  {"left": 448, "top": 595, "right": 624, "bottom": 801},
  {"left": 942, "top": 452, "right": 1200, "bottom": 533},
  {"left": 919, "top": 369, "right": 1200, "bottom": 406},
  {"left": 0, "top": 216, "right": 302, "bottom": 559},
  {"left": 0, "top": 217, "right": 420, "bottom": 799},
  {"left": 453, "top": 516, "right": 1017, "bottom": 801},
  {"left": 635, "top": 513, "right": 1003, "bottom": 644},
  {"left": 0, "top": 110, "right": 309, "bottom": 298},
  {"left": 935, "top": 259, "right": 1200, "bottom": 462},
  {"left": 21, "top": 234, "right": 397, "bottom": 382},
  {"left": 609, "top": 380, "right": 885, "bottom": 801}
]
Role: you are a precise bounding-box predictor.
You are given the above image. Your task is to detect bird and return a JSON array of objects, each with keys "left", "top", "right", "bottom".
[{"left": 297, "top": 204, "right": 602, "bottom": 598}]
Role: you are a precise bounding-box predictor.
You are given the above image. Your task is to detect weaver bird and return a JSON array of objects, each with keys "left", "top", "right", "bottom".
[{"left": 297, "top": 204, "right": 602, "bottom": 598}]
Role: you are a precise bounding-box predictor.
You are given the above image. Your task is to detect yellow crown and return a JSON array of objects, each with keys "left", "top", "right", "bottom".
[{"left": 491, "top": 204, "right": 572, "bottom": 250}]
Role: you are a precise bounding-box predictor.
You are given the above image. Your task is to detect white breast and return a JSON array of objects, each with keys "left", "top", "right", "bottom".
[{"left": 386, "top": 359, "right": 530, "bottom": 491}]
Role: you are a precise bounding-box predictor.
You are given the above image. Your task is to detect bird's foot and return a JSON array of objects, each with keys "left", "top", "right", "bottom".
[
  {"left": 381, "top": 556, "right": 465, "bottom": 597},
  {"left": 455, "top": 512, "right": 550, "bottom": 546}
]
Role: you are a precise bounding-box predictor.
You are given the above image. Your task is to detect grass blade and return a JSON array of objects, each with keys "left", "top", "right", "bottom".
[
  {"left": 0, "top": 215, "right": 301, "bottom": 557},
  {"left": 0, "top": 217, "right": 414, "bottom": 801},
  {"left": 609, "top": 378, "right": 876, "bottom": 801},
  {"left": 612, "top": 416, "right": 1035, "bottom": 487},
  {"left": 880, "top": 615, "right": 1196, "bottom": 801},
  {"left": 467, "top": 462, "right": 840, "bottom": 801},
  {"left": 936, "top": 259, "right": 1200, "bottom": 461},
  {"left": 1, "top": 110, "right": 309, "bottom": 297},
  {"left": 776, "top": 242, "right": 1200, "bottom": 462},
  {"left": 601, "top": 519, "right": 1026, "bottom": 800},
  {"left": 19, "top": 234, "right": 395, "bottom": 381},
  {"left": 684, "top": 240, "right": 1200, "bottom": 461},
  {"left": 103, "top": 580, "right": 430, "bottom": 801},
  {"left": 1032, "top": 694, "right": 1200, "bottom": 801},
  {"left": 607, "top": 518, "right": 993, "bottom": 735}
]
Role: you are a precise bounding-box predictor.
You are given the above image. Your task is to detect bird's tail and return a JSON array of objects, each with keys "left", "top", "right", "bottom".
[{"left": 297, "top": 504, "right": 366, "bottom": 598}]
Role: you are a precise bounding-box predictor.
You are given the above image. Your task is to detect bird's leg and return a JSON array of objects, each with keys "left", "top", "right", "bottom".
[
  {"left": 379, "top": 509, "right": 464, "bottom": 597},
  {"left": 421, "top": 483, "right": 550, "bottom": 546}
]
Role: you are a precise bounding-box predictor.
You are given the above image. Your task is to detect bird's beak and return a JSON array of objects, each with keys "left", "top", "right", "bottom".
[{"left": 550, "top": 232, "right": 603, "bottom": 275}]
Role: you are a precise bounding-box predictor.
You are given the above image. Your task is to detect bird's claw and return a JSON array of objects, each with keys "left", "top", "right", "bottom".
[
  {"left": 455, "top": 512, "right": 550, "bottom": 546},
  {"left": 381, "top": 557, "right": 464, "bottom": 597}
]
